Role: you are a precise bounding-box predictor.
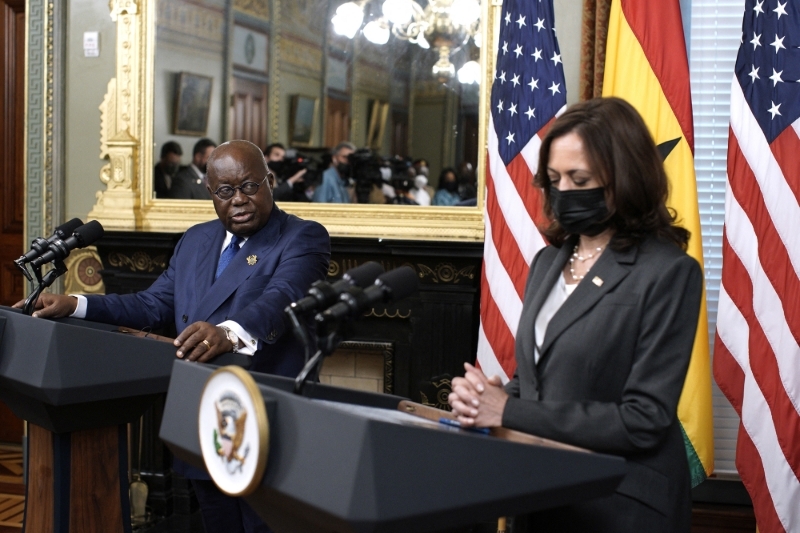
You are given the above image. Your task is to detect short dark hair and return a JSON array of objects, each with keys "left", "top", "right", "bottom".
[
  {"left": 438, "top": 167, "right": 457, "bottom": 190},
  {"left": 193, "top": 138, "right": 217, "bottom": 156},
  {"left": 160, "top": 141, "right": 183, "bottom": 158},
  {"left": 264, "top": 143, "right": 285, "bottom": 157},
  {"left": 534, "top": 97, "right": 690, "bottom": 251}
]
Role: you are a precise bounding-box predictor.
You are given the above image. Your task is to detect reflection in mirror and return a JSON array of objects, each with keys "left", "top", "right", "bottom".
[{"left": 152, "top": 0, "right": 481, "bottom": 207}]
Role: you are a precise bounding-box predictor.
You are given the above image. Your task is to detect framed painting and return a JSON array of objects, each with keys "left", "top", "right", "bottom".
[
  {"left": 173, "top": 72, "right": 213, "bottom": 136},
  {"left": 289, "top": 95, "right": 318, "bottom": 147}
]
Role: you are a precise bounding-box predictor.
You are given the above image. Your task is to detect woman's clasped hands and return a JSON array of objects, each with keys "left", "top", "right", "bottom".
[{"left": 448, "top": 362, "right": 509, "bottom": 429}]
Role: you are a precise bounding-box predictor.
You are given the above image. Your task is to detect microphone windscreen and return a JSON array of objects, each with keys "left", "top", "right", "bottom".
[
  {"left": 73, "top": 220, "right": 105, "bottom": 246},
  {"left": 376, "top": 266, "right": 419, "bottom": 302},
  {"left": 343, "top": 261, "right": 385, "bottom": 288},
  {"left": 55, "top": 218, "right": 84, "bottom": 237}
]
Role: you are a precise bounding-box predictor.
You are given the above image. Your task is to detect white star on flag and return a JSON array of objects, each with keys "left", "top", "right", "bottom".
[
  {"left": 770, "top": 68, "right": 784, "bottom": 86},
  {"left": 516, "top": 14, "right": 526, "bottom": 28},
  {"left": 511, "top": 74, "right": 520, "bottom": 87},
  {"left": 514, "top": 44, "right": 523, "bottom": 57},
  {"left": 751, "top": 33, "right": 762, "bottom": 49},
  {"left": 774, "top": 0, "right": 787, "bottom": 19},
  {"left": 528, "top": 77, "right": 539, "bottom": 90},
  {"left": 525, "top": 106, "right": 535, "bottom": 119},
  {"left": 535, "top": 18, "right": 545, "bottom": 31},
  {"left": 771, "top": 35, "right": 785, "bottom": 53},
  {"left": 506, "top": 132, "right": 515, "bottom": 144},
  {"left": 749, "top": 65, "right": 760, "bottom": 83},
  {"left": 508, "top": 103, "right": 518, "bottom": 116},
  {"left": 551, "top": 51, "right": 562, "bottom": 65},
  {"left": 532, "top": 48, "right": 543, "bottom": 61},
  {"left": 549, "top": 81, "right": 560, "bottom": 95},
  {"left": 768, "top": 100, "right": 782, "bottom": 118}
]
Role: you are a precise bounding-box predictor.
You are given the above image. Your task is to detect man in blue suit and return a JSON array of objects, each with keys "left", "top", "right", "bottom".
[{"left": 23, "top": 140, "right": 331, "bottom": 533}]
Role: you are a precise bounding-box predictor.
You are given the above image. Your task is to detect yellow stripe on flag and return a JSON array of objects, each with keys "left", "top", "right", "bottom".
[{"left": 603, "top": 0, "right": 714, "bottom": 484}]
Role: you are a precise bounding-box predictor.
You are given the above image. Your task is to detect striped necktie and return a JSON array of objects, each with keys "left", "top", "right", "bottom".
[{"left": 215, "top": 235, "right": 242, "bottom": 280}]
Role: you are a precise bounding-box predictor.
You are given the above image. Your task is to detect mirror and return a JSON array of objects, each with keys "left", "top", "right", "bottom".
[{"left": 89, "top": 0, "right": 494, "bottom": 240}]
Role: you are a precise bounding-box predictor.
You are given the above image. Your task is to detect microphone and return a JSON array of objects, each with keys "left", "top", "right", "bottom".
[
  {"left": 30, "top": 220, "right": 105, "bottom": 269},
  {"left": 289, "top": 261, "right": 385, "bottom": 314},
  {"left": 17, "top": 218, "right": 84, "bottom": 264},
  {"left": 316, "top": 266, "right": 419, "bottom": 323}
]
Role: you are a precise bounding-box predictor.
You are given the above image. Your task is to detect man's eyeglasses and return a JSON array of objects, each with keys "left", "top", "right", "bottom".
[{"left": 213, "top": 174, "right": 271, "bottom": 201}]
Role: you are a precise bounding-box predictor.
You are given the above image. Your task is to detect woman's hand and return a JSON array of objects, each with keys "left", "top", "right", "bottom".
[{"left": 448, "top": 362, "right": 508, "bottom": 428}]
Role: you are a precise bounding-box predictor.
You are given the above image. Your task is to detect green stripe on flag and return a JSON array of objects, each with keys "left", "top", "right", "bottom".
[{"left": 681, "top": 423, "right": 707, "bottom": 488}]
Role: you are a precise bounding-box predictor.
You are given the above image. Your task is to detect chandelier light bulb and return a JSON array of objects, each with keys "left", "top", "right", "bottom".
[
  {"left": 382, "top": 0, "right": 414, "bottom": 25},
  {"left": 450, "top": 0, "right": 481, "bottom": 27},
  {"left": 473, "top": 32, "right": 481, "bottom": 48},
  {"left": 363, "top": 20, "right": 391, "bottom": 45},
  {"left": 332, "top": 2, "right": 364, "bottom": 39},
  {"left": 457, "top": 60, "right": 480, "bottom": 84},
  {"left": 414, "top": 33, "right": 430, "bottom": 49}
]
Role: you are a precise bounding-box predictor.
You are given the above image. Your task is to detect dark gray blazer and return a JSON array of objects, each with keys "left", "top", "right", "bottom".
[{"left": 503, "top": 234, "right": 702, "bottom": 533}]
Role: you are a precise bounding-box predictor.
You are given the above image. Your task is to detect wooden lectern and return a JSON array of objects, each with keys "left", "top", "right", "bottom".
[{"left": 0, "top": 307, "right": 248, "bottom": 533}]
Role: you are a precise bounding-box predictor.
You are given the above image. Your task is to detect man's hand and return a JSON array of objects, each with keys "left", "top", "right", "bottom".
[
  {"left": 287, "top": 168, "right": 307, "bottom": 185},
  {"left": 174, "top": 322, "right": 233, "bottom": 362},
  {"left": 11, "top": 294, "right": 77, "bottom": 318},
  {"left": 448, "top": 362, "right": 508, "bottom": 428}
]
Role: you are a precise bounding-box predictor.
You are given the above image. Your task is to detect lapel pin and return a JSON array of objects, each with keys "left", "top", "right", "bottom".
[
  {"left": 592, "top": 276, "right": 604, "bottom": 287},
  {"left": 246, "top": 255, "right": 258, "bottom": 266}
]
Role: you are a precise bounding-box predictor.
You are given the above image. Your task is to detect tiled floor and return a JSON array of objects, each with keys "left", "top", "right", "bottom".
[{"left": 0, "top": 444, "right": 23, "bottom": 531}]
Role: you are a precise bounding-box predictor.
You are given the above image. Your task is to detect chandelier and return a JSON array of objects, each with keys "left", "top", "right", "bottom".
[{"left": 331, "top": 0, "right": 481, "bottom": 83}]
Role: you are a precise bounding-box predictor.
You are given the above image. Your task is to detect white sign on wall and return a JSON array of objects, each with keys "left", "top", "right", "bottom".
[{"left": 232, "top": 26, "right": 268, "bottom": 73}]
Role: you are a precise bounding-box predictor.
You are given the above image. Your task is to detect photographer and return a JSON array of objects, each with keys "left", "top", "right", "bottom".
[
  {"left": 264, "top": 143, "right": 308, "bottom": 202},
  {"left": 313, "top": 141, "right": 355, "bottom": 203}
]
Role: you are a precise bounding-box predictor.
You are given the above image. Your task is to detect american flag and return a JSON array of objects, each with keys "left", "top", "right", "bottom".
[
  {"left": 713, "top": 0, "right": 800, "bottom": 531},
  {"left": 477, "top": 0, "right": 567, "bottom": 381}
]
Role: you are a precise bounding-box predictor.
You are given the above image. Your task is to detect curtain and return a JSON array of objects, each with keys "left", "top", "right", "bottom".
[{"left": 579, "top": 0, "right": 612, "bottom": 100}]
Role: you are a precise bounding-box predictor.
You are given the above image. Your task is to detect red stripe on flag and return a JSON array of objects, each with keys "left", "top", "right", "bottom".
[
  {"left": 769, "top": 125, "right": 800, "bottom": 207},
  {"left": 505, "top": 155, "right": 543, "bottom": 227},
  {"left": 479, "top": 265, "right": 518, "bottom": 376},
  {"left": 736, "top": 426, "right": 788, "bottom": 533},
  {"left": 718, "top": 233, "right": 800, "bottom": 482},
  {"left": 713, "top": 330, "right": 744, "bottom": 414},
  {"left": 486, "top": 164, "right": 531, "bottom": 298},
  {"left": 727, "top": 132, "right": 800, "bottom": 345},
  {"left": 620, "top": 0, "right": 694, "bottom": 150}
]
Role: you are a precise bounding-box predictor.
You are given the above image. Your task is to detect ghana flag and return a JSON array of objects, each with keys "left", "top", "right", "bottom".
[{"left": 602, "top": 0, "right": 714, "bottom": 486}]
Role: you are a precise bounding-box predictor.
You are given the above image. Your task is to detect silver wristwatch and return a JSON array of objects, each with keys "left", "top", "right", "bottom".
[{"left": 220, "top": 326, "right": 241, "bottom": 353}]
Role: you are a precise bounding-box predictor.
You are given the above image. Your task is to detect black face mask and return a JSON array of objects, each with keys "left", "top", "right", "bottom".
[
  {"left": 549, "top": 187, "right": 610, "bottom": 236},
  {"left": 336, "top": 163, "right": 351, "bottom": 178},
  {"left": 164, "top": 163, "right": 180, "bottom": 176},
  {"left": 443, "top": 180, "right": 458, "bottom": 193}
]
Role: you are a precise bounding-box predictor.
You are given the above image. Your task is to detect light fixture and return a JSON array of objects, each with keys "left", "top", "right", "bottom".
[
  {"left": 332, "top": 0, "right": 480, "bottom": 81},
  {"left": 457, "top": 60, "right": 480, "bottom": 85}
]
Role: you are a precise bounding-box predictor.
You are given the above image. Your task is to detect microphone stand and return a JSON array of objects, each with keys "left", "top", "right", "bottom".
[
  {"left": 286, "top": 299, "right": 351, "bottom": 395},
  {"left": 21, "top": 258, "right": 68, "bottom": 316}
]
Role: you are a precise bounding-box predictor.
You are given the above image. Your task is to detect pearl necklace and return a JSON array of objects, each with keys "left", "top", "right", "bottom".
[{"left": 569, "top": 243, "right": 604, "bottom": 281}]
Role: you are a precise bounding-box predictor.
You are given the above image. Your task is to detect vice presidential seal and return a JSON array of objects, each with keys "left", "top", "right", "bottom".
[{"left": 198, "top": 366, "right": 269, "bottom": 496}]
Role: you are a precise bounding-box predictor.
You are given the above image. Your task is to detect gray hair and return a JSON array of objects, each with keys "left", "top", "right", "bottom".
[{"left": 332, "top": 141, "right": 356, "bottom": 155}]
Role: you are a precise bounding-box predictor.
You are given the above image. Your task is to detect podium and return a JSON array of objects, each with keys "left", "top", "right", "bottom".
[
  {"left": 161, "top": 360, "right": 628, "bottom": 533},
  {"left": 0, "top": 306, "right": 249, "bottom": 533}
]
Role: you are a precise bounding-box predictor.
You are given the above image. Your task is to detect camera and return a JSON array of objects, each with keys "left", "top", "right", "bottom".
[
  {"left": 268, "top": 151, "right": 325, "bottom": 201},
  {"left": 347, "top": 149, "right": 384, "bottom": 204}
]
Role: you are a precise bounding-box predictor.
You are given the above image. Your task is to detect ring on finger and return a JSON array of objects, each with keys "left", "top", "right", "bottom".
[{"left": 201, "top": 339, "right": 211, "bottom": 350}]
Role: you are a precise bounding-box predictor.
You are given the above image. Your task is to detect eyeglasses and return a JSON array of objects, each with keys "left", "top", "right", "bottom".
[{"left": 213, "top": 174, "right": 271, "bottom": 201}]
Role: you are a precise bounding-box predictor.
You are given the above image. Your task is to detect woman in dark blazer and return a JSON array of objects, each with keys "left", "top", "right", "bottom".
[{"left": 449, "top": 97, "right": 703, "bottom": 532}]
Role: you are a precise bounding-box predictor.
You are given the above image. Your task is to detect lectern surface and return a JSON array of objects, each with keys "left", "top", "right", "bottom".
[
  {"left": 161, "top": 360, "right": 628, "bottom": 533},
  {"left": 0, "top": 306, "right": 248, "bottom": 432}
]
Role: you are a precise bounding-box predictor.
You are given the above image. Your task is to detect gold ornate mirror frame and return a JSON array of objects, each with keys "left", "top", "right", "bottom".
[{"left": 88, "top": 0, "right": 498, "bottom": 241}]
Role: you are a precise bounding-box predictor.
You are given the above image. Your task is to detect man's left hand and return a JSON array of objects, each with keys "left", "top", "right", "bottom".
[{"left": 174, "top": 322, "right": 233, "bottom": 362}]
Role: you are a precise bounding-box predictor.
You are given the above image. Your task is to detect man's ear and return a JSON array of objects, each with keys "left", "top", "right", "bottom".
[{"left": 267, "top": 173, "right": 275, "bottom": 189}]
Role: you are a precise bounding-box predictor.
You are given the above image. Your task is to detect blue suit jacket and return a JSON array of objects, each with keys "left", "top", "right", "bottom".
[{"left": 86, "top": 207, "right": 330, "bottom": 377}]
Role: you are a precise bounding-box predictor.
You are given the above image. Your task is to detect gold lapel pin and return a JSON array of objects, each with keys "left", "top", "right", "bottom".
[
  {"left": 592, "top": 276, "right": 604, "bottom": 287},
  {"left": 246, "top": 255, "right": 258, "bottom": 266}
]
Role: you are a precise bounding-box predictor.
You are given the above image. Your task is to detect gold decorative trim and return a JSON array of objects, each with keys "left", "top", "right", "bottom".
[
  {"left": 420, "top": 378, "right": 452, "bottom": 411},
  {"left": 108, "top": 251, "right": 168, "bottom": 273},
  {"left": 364, "top": 309, "right": 412, "bottom": 319},
  {"left": 416, "top": 263, "right": 476, "bottom": 284},
  {"left": 234, "top": 0, "right": 270, "bottom": 21},
  {"left": 63, "top": 248, "right": 106, "bottom": 295}
]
